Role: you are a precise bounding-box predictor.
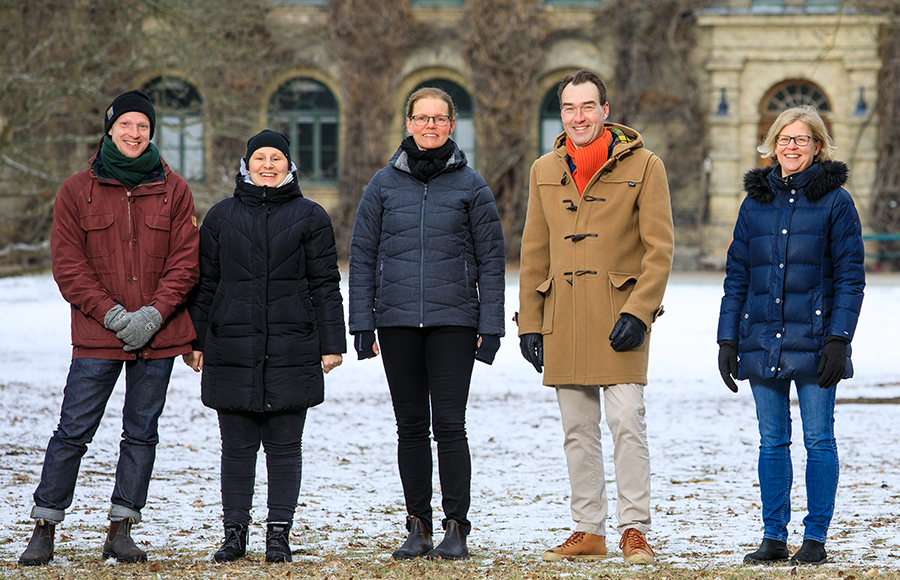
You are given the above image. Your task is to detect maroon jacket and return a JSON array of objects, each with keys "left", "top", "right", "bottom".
[{"left": 51, "top": 150, "right": 200, "bottom": 360}]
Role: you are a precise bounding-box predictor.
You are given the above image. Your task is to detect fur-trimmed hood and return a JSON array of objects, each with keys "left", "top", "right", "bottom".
[{"left": 743, "top": 160, "right": 849, "bottom": 204}]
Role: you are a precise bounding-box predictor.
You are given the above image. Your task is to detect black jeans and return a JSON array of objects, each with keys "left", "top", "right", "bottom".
[
  {"left": 378, "top": 326, "right": 477, "bottom": 536},
  {"left": 217, "top": 409, "right": 308, "bottom": 524}
]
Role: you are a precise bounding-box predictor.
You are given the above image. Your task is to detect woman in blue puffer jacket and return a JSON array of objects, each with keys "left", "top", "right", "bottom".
[
  {"left": 717, "top": 106, "right": 865, "bottom": 566},
  {"left": 349, "top": 87, "right": 505, "bottom": 561}
]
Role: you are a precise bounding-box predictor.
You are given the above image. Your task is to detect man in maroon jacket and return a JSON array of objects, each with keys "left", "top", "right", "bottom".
[{"left": 18, "top": 90, "right": 200, "bottom": 566}]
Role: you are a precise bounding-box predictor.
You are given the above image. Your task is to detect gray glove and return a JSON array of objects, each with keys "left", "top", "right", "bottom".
[
  {"left": 116, "top": 306, "right": 162, "bottom": 352},
  {"left": 103, "top": 304, "right": 131, "bottom": 333}
]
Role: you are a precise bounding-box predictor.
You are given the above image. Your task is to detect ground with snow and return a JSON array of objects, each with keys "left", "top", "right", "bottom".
[{"left": 1, "top": 271, "right": 899, "bottom": 569}]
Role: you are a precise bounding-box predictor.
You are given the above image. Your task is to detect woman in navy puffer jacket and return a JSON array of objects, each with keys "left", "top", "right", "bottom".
[
  {"left": 186, "top": 130, "right": 346, "bottom": 564},
  {"left": 717, "top": 106, "right": 864, "bottom": 566},
  {"left": 349, "top": 87, "right": 505, "bottom": 561}
]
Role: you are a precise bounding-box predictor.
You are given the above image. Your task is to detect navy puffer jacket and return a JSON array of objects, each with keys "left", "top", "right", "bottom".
[
  {"left": 349, "top": 141, "right": 505, "bottom": 336},
  {"left": 717, "top": 160, "right": 865, "bottom": 380},
  {"left": 189, "top": 169, "right": 346, "bottom": 412}
]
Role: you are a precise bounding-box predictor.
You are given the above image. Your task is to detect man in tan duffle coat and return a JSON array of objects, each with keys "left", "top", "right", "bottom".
[{"left": 517, "top": 69, "right": 674, "bottom": 565}]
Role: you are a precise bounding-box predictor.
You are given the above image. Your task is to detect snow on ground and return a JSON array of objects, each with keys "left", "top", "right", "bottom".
[{"left": 1, "top": 271, "right": 899, "bottom": 568}]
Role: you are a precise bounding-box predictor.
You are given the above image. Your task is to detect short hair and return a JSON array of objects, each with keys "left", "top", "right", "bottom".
[
  {"left": 757, "top": 105, "right": 835, "bottom": 162},
  {"left": 405, "top": 87, "right": 457, "bottom": 120},
  {"left": 557, "top": 69, "right": 608, "bottom": 106}
]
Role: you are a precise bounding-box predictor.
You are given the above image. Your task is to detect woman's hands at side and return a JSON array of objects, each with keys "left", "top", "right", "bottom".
[
  {"left": 183, "top": 350, "right": 203, "bottom": 372},
  {"left": 322, "top": 354, "right": 343, "bottom": 374}
]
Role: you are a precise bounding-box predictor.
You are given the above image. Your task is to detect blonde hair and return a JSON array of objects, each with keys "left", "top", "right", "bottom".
[
  {"left": 405, "top": 87, "right": 457, "bottom": 120},
  {"left": 757, "top": 105, "right": 835, "bottom": 162}
]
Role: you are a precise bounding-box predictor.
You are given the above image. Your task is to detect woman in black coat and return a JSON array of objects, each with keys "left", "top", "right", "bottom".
[
  {"left": 349, "top": 87, "right": 505, "bottom": 560},
  {"left": 185, "top": 130, "right": 346, "bottom": 563}
]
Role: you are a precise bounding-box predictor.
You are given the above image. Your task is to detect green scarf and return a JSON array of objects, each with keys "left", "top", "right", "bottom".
[{"left": 99, "top": 135, "right": 162, "bottom": 190}]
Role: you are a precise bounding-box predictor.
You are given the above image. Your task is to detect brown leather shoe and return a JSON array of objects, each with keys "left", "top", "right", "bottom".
[
  {"left": 18, "top": 519, "right": 55, "bottom": 566},
  {"left": 619, "top": 528, "right": 654, "bottom": 564},
  {"left": 542, "top": 531, "right": 607, "bottom": 561},
  {"left": 102, "top": 518, "right": 148, "bottom": 563}
]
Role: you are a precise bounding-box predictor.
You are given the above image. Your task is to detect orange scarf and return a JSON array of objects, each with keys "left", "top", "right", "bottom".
[{"left": 565, "top": 129, "right": 612, "bottom": 195}]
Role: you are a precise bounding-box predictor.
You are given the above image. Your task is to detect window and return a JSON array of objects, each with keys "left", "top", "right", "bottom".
[
  {"left": 539, "top": 88, "right": 563, "bottom": 156},
  {"left": 268, "top": 78, "right": 339, "bottom": 183},
  {"left": 750, "top": 0, "right": 784, "bottom": 10},
  {"left": 410, "top": 79, "right": 476, "bottom": 168},
  {"left": 142, "top": 77, "right": 204, "bottom": 182}
]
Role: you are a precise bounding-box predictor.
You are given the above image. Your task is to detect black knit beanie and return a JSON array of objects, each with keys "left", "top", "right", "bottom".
[
  {"left": 245, "top": 130, "right": 292, "bottom": 168},
  {"left": 104, "top": 90, "right": 157, "bottom": 139}
]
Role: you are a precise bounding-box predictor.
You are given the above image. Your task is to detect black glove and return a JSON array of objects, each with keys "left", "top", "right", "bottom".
[
  {"left": 609, "top": 313, "right": 646, "bottom": 352},
  {"left": 354, "top": 331, "right": 377, "bottom": 360},
  {"left": 519, "top": 333, "right": 543, "bottom": 373},
  {"left": 475, "top": 334, "right": 501, "bottom": 365},
  {"left": 817, "top": 336, "right": 849, "bottom": 389},
  {"left": 717, "top": 340, "right": 739, "bottom": 393}
]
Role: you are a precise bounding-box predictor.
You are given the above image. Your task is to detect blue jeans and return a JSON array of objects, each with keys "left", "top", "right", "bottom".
[
  {"left": 750, "top": 375, "right": 838, "bottom": 544},
  {"left": 31, "top": 357, "right": 174, "bottom": 524}
]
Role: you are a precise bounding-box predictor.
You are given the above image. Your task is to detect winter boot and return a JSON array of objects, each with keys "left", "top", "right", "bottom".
[
  {"left": 265, "top": 522, "right": 292, "bottom": 563},
  {"left": 102, "top": 517, "right": 148, "bottom": 563},
  {"left": 790, "top": 539, "right": 827, "bottom": 565},
  {"left": 425, "top": 519, "right": 468, "bottom": 560},
  {"left": 18, "top": 519, "right": 55, "bottom": 566},
  {"left": 214, "top": 521, "right": 248, "bottom": 563},
  {"left": 392, "top": 515, "right": 433, "bottom": 559},
  {"left": 743, "top": 538, "right": 789, "bottom": 564}
]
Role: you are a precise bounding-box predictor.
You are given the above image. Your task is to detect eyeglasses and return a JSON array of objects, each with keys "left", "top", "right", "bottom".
[
  {"left": 776, "top": 134, "right": 814, "bottom": 146},
  {"left": 410, "top": 115, "right": 451, "bottom": 127}
]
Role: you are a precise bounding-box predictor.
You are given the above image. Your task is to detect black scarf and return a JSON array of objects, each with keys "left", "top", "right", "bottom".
[{"left": 400, "top": 136, "right": 455, "bottom": 182}]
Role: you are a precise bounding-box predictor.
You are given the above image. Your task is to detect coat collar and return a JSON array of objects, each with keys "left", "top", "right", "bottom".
[
  {"left": 743, "top": 159, "right": 849, "bottom": 204},
  {"left": 552, "top": 122, "right": 643, "bottom": 163},
  {"left": 233, "top": 169, "right": 302, "bottom": 207},
  {"left": 389, "top": 139, "right": 467, "bottom": 178}
]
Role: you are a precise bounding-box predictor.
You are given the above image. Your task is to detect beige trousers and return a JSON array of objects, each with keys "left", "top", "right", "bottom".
[{"left": 555, "top": 383, "right": 651, "bottom": 537}]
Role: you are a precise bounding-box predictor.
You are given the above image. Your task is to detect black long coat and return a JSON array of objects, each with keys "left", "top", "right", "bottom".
[{"left": 189, "top": 172, "right": 346, "bottom": 412}]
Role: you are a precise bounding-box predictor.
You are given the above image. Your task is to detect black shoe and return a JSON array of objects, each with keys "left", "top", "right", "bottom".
[
  {"left": 391, "top": 516, "right": 433, "bottom": 560},
  {"left": 425, "top": 520, "right": 468, "bottom": 560},
  {"left": 265, "top": 522, "right": 292, "bottom": 563},
  {"left": 790, "top": 539, "right": 827, "bottom": 565},
  {"left": 214, "top": 522, "right": 248, "bottom": 563},
  {"left": 743, "top": 538, "right": 789, "bottom": 564},
  {"left": 18, "top": 519, "right": 55, "bottom": 566},
  {"left": 102, "top": 517, "right": 148, "bottom": 563}
]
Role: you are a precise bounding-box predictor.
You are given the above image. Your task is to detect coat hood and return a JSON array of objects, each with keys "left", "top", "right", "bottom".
[{"left": 743, "top": 159, "right": 849, "bottom": 204}]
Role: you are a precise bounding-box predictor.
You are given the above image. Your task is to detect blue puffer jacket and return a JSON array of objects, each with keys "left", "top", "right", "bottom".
[
  {"left": 189, "top": 169, "right": 346, "bottom": 412},
  {"left": 349, "top": 141, "right": 505, "bottom": 336},
  {"left": 717, "top": 160, "right": 865, "bottom": 380}
]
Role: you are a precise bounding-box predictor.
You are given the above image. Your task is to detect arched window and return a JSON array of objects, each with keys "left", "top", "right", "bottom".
[
  {"left": 409, "top": 79, "right": 476, "bottom": 168},
  {"left": 539, "top": 88, "right": 563, "bottom": 156},
  {"left": 758, "top": 80, "right": 831, "bottom": 167},
  {"left": 268, "top": 79, "right": 339, "bottom": 182},
  {"left": 142, "top": 77, "right": 204, "bottom": 182}
]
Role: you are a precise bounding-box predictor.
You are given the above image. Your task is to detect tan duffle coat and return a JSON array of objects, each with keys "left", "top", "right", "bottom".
[{"left": 517, "top": 125, "right": 674, "bottom": 386}]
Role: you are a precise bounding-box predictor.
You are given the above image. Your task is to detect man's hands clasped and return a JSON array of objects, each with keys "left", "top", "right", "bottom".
[{"left": 105, "top": 304, "right": 162, "bottom": 352}]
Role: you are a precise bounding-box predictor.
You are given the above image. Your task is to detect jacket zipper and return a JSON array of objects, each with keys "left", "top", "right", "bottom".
[
  {"left": 126, "top": 189, "right": 135, "bottom": 287},
  {"left": 419, "top": 183, "right": 428, "bottom": 327}
]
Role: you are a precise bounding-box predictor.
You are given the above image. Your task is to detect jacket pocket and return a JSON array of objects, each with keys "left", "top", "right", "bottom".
[
  {"left": 608, "top": 271, "right": 638, "bottom": 316},
  {"left": 80, "top": 213, "right": 115, "bottom": 258},
  {"left": 537, "top": 274, "right": 554, "bottom": 335},
  {"left": 143, "top": 213, "right": 171, "bottom": 258}
]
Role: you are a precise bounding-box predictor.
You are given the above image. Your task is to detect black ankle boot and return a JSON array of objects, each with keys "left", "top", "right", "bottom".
[
  {"left": 18, "top": 519, "right": 55, "bottom": 566},
  {"left": 743, "top": 538, "right": 789, "bottom": 564},
  {"left": 265, "top": 522, "right": 292, "bottom": 563},
  {"left": 790, "top": 539, "right": 827, "bottom": 565},
  {"left": 425, "top": 519, "right": 468, "bottom": 560},
  {"left": 214, "top": 522, "right": 248, "bottom": 562},
  {"left": 392, "top": 516, "right": 433, "bottom": 559},
  {"left": 102, "top": 518, "right": 148, "bottom": 563}
]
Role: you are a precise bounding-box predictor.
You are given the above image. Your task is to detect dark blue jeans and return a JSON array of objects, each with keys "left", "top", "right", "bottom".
[
  {"left": 750, "top": 375, "right": 838, "bottom": 544},
  {"left": 378, "top": 326, "right": 477, "bottom": 537},
  {"left": 217, "top": 410, "right": 308, "bottom": 525},
  {"left": 32, "top": 357, "right": 174, "bottom": 524}
]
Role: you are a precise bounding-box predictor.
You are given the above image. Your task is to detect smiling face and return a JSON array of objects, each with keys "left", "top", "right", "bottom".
[
  {"left": 406, "top": 97, "right": 455, "bottom": 151},
  {"left": 248, "top": 147, "right": 290, "bottom": 187},
  {"left": 108, "top": 111, "right": 151, "bottom": 158},
  {"left": 560, "top": 81, "right": 609, "bottom": 149},
  {"left": 776, "top": 120, "right": 822, "bottom": 177}
]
